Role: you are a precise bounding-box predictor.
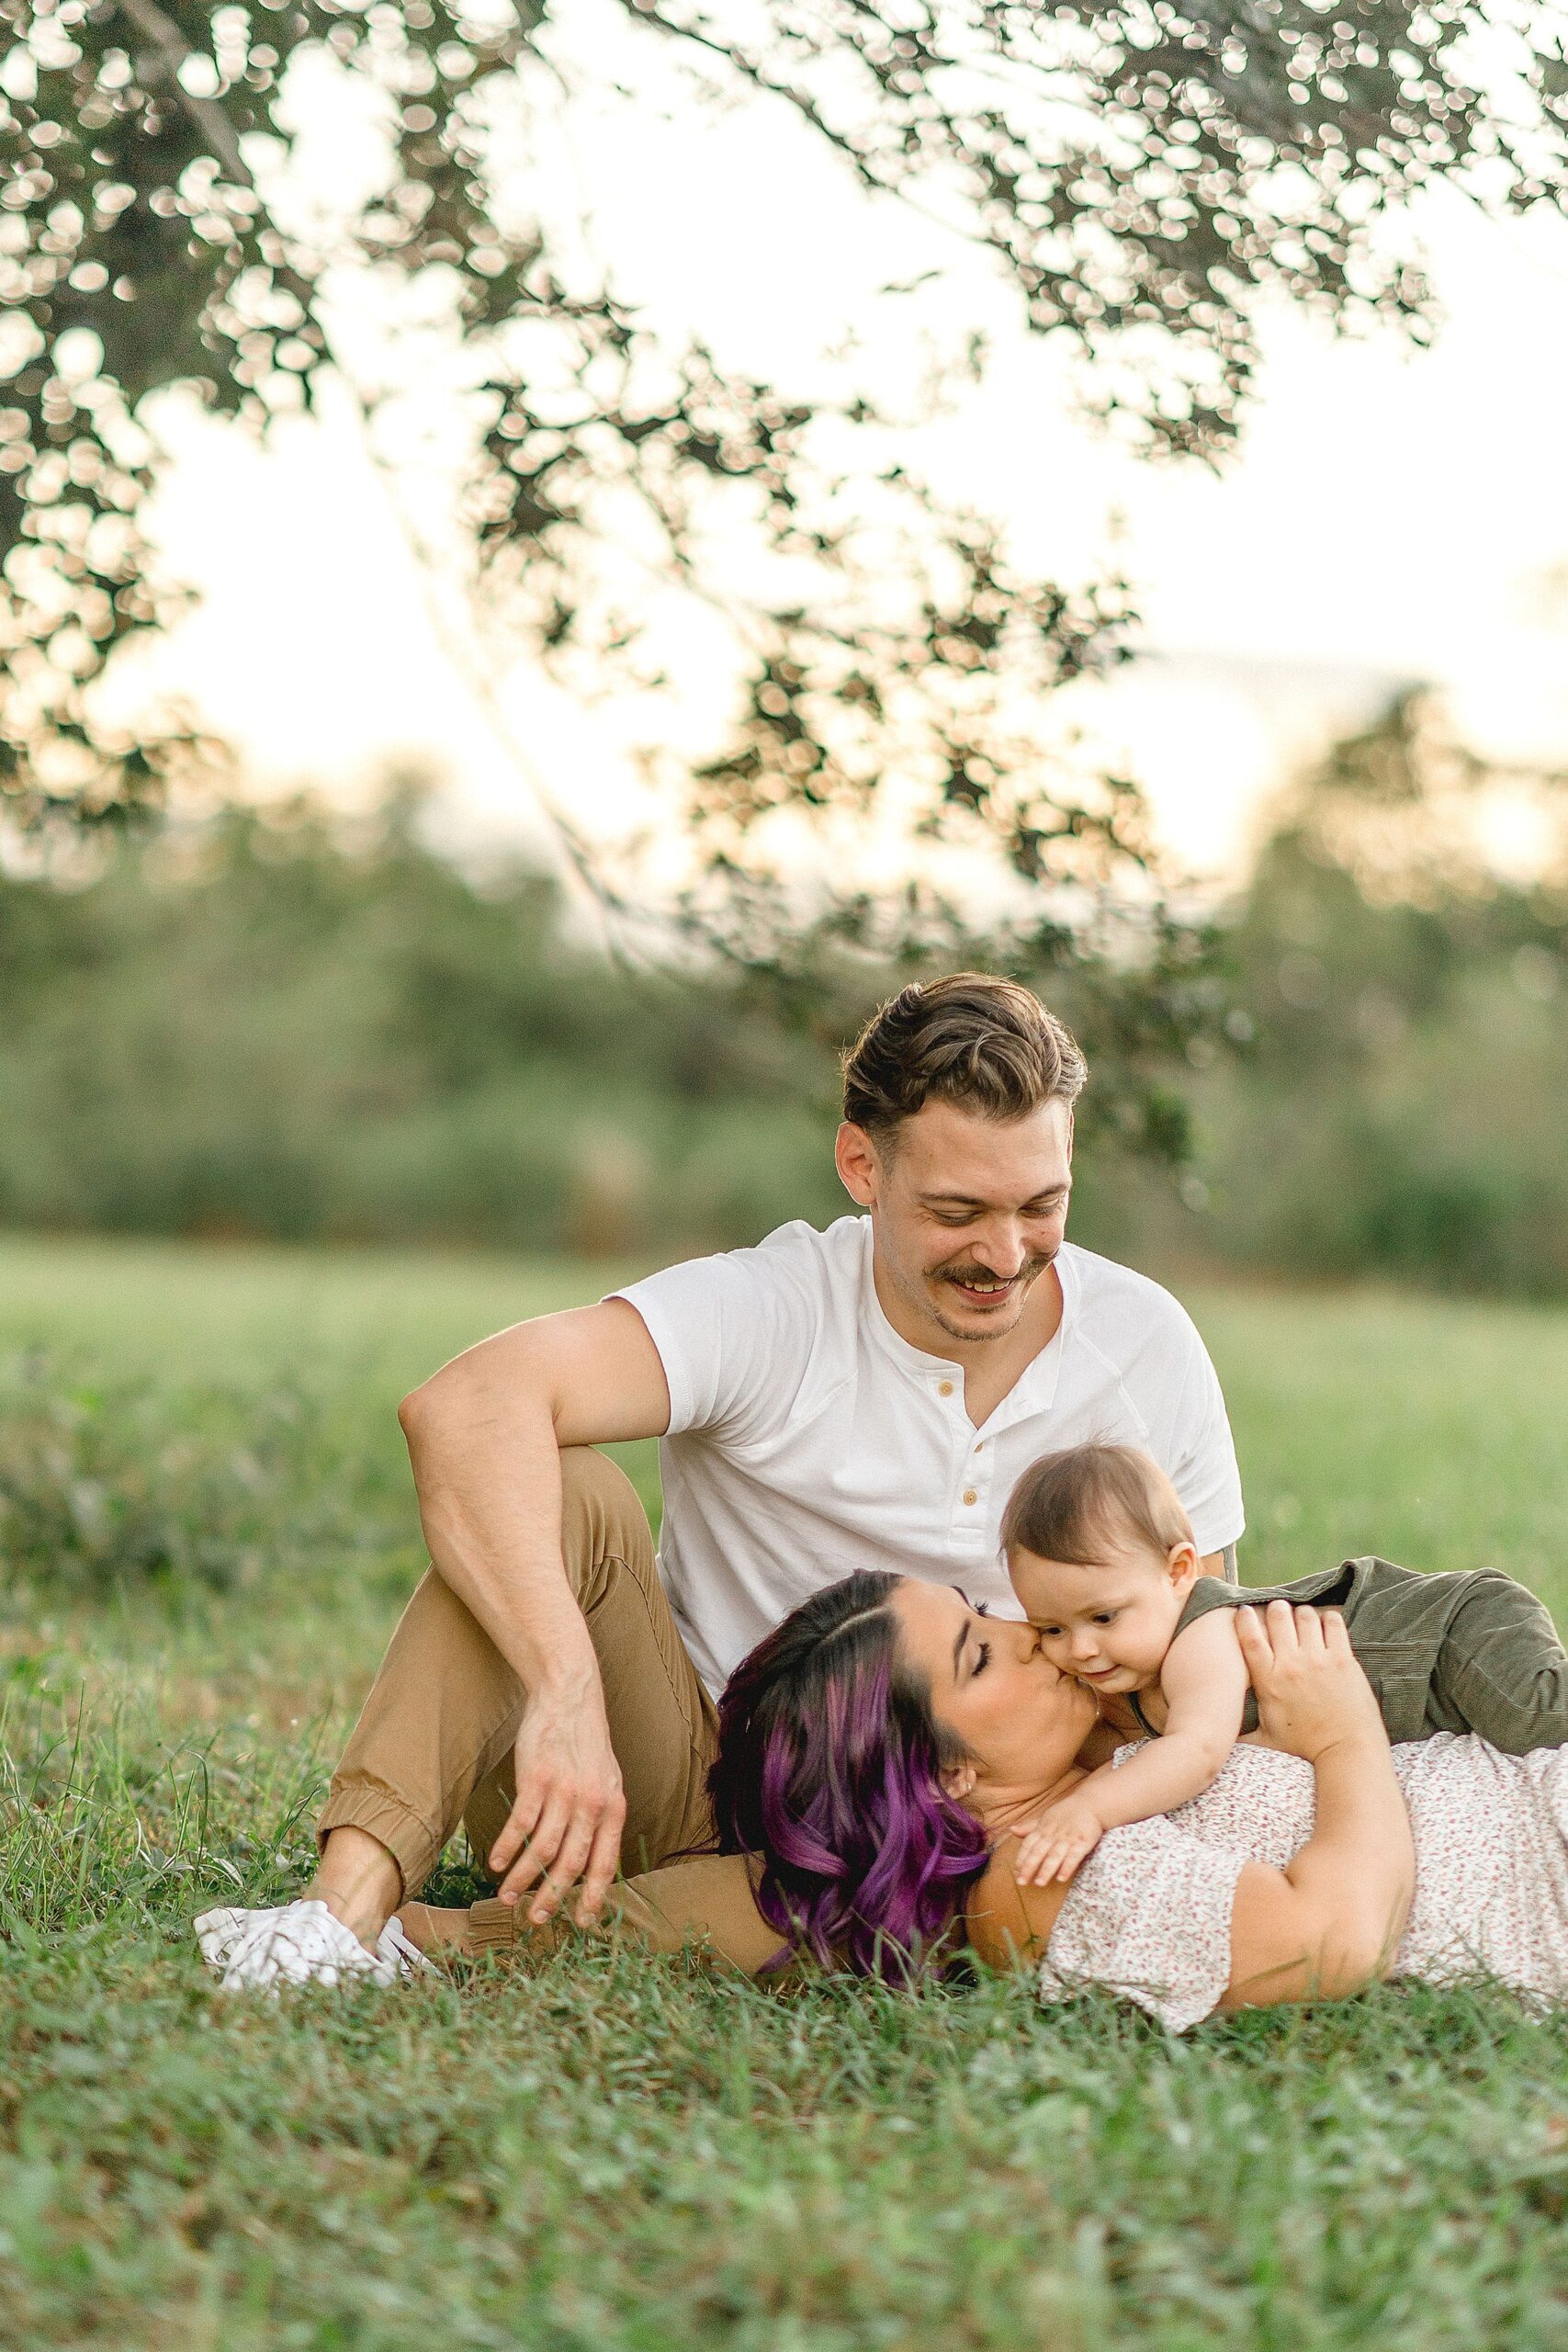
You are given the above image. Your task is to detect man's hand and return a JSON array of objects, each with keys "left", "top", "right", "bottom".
[
  {"left": 488, "top": 1677, "right": 627, "bottom": 1926},
  {"left": 1012, "top": 1792, "right": 1106, "bottom": 1886},
  {"left": 1235, "top": 1602, "right": 1387, "bottom": 1766}
]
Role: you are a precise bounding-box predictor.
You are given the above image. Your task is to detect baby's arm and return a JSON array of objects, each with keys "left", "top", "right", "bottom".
[{"left": 1014, "top": 1612, "right": 1251, "bottom": 1883}]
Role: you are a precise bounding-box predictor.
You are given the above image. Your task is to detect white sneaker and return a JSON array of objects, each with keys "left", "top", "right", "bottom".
[
  {"left": 194, "top": 1898, "right": 427, "bottom": 1993},
  {"left": 375, "top": 1914, "right": 431, "bottom": 1979}
]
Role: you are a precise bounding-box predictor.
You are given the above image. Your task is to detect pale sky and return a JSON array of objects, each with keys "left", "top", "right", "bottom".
[{"left": 131, "top": 12, "right": 1568, "bottom": 889}]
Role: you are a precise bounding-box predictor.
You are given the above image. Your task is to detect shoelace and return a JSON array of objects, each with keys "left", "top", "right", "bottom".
[{"left": 377, "top": 1917, "right": 430, "bottom": 1974}]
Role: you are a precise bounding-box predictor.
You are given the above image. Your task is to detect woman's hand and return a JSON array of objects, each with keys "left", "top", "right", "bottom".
[{"left": 1235, "top": 1601, "right": 1387, "bottom": 1765}]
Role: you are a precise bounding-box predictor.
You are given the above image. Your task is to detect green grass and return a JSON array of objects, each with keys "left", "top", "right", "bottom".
[{"left": 4, "top": 1233, "right": 1568, "bottom": 2348}]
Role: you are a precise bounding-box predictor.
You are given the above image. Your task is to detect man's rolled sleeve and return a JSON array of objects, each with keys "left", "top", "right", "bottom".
[{"left": 607, "top": 1245, "right": 810, "bottom": 1446}]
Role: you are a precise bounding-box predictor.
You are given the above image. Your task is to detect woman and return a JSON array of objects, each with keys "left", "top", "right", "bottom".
[
  {"left": 706, "top": 1573, "right": 1416, "bottom": 2014},
  {"left": 705, "top": 1570, "right": 1568, "bottom": 2027}
]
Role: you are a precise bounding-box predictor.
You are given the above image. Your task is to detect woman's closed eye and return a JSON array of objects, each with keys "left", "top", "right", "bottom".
[{"left": 972, "top": 1641, "right": 991, "bottom": 1676}]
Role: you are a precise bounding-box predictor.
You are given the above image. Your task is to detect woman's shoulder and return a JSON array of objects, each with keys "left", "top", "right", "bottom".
[
  {"left": 963, "top": 1838, "right": 1074, "bottom": 1970},
  {"left": 962, "top": 1763, "right": 1259, "bottom": 1973},
  {"left": 965, "top": 1743, "right": 1314, "bottom": 1974},
  {"left": 969, "top": 1807, "right": 1253, "bottom": 2032}
]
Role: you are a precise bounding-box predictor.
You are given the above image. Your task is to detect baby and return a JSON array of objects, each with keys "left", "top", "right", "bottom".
[{"left": 1005, "top": 1440, "right": 1568, "bottom": 1885}]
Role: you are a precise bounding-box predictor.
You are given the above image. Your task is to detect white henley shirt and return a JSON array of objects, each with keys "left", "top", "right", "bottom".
[{"left": 612, "top": 1216, "right": 1245, "bottom": 1699}]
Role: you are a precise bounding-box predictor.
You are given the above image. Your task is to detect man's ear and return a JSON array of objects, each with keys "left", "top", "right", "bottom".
[
  {"left": 942, "top": 1758, "right": 978, "bottom": 1803},
  {"left": 1167, "top": 1540, "right": 1201, "bottom": 1594},
  {"left": 835, "top": 1120, "right": 880, "bottom": 1208}
]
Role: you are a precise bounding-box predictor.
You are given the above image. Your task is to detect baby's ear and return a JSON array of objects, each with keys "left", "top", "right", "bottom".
[{"left": 1167, "top": 1539, "right": 1201, "bottom": 1592}]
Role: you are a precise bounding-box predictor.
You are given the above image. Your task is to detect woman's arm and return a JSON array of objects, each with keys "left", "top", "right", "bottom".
[
  {"left": 964, "top": 1838, "right": 1073, "bottom": 1969},
  {"left": 1218, "top": 1603, "right": 1414, "bottom": 2008}
]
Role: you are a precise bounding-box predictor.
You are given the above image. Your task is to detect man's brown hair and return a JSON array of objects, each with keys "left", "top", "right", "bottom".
[
  {"left": 840, "top": 973, "right": 1087, "bottom": 1144},
  {"left": 1002, "top": 1442, "right": 1194, "bottom": 1568}
]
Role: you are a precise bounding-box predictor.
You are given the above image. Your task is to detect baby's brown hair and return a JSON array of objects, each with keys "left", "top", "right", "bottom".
[{"left": 1003, "top": 1442, "right": 1194, "bottom": 1569}]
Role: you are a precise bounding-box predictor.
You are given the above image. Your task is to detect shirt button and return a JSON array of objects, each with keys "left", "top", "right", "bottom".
[
  {"left": 938, "top": 1380, "right": 953, "bottom": 1397},
  {"left": 963, "top": 1488, "right": 978, "bottom": 1507}
]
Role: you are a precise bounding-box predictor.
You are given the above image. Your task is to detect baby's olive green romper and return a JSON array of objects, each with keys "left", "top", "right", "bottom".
[{"left": 1177, "top": 1559, "right": 1568, "bottom": 1749}]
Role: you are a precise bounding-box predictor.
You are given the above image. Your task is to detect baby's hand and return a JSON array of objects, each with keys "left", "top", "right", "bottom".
[{"left": 1012, "top": 1794, "right": 1105, "bottom": 1886}]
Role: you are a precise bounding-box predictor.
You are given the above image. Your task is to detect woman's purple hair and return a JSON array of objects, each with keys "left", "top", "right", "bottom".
[{"left": 707, "top": 1571, "right": 991, "bottom": 1979}]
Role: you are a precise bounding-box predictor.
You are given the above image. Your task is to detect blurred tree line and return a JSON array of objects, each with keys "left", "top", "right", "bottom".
[
  {"left": 1158, "top": 697, "right": 1568, "bottom": 1298},
  {"left": 0, "top": 789, "right": 835, "bottom": 1253},
  {"left": 1, "top": 695, "right": 1563, "bottom": 1295},
  {"left": 0, "top": 779, "right": 1206, "bottom": 1256}
]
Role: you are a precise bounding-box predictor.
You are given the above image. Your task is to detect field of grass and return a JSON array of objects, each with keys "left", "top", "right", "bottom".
[{"left": 3, "top": 1232, "right": 1568, "bottom": 2348}]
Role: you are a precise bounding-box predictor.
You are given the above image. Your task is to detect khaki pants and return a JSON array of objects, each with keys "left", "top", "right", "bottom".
[{"left": 318, "top": 1447, "right": 785, "bottom": 1971}]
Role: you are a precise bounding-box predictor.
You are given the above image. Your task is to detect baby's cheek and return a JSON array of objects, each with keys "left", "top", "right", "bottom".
[{"left": 1114, "top": 1624, "right": 1158, "bottom": 1668}]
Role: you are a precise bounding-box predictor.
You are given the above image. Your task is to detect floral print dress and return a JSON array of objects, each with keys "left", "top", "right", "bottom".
[{"left": 1039, "top": 1735, "right": 1568, "bottom": 2032}]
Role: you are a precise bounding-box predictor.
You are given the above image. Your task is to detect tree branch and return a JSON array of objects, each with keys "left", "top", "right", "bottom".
[
  {"left": 107, "top": 0, "right": 643, "bottom": 936},
  {"left": 115, "top": 0, "right": 254, "bottom": 188}
]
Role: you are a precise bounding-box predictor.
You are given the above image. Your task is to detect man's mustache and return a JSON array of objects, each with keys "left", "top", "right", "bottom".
[{"left": 934, "top": 1252, "right": 1053, "bottom": 1285}]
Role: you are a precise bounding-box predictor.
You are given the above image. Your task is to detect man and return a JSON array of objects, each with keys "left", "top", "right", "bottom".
[{"left": 197, "top": 975, "right": 1244, "bottom": 1987}]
